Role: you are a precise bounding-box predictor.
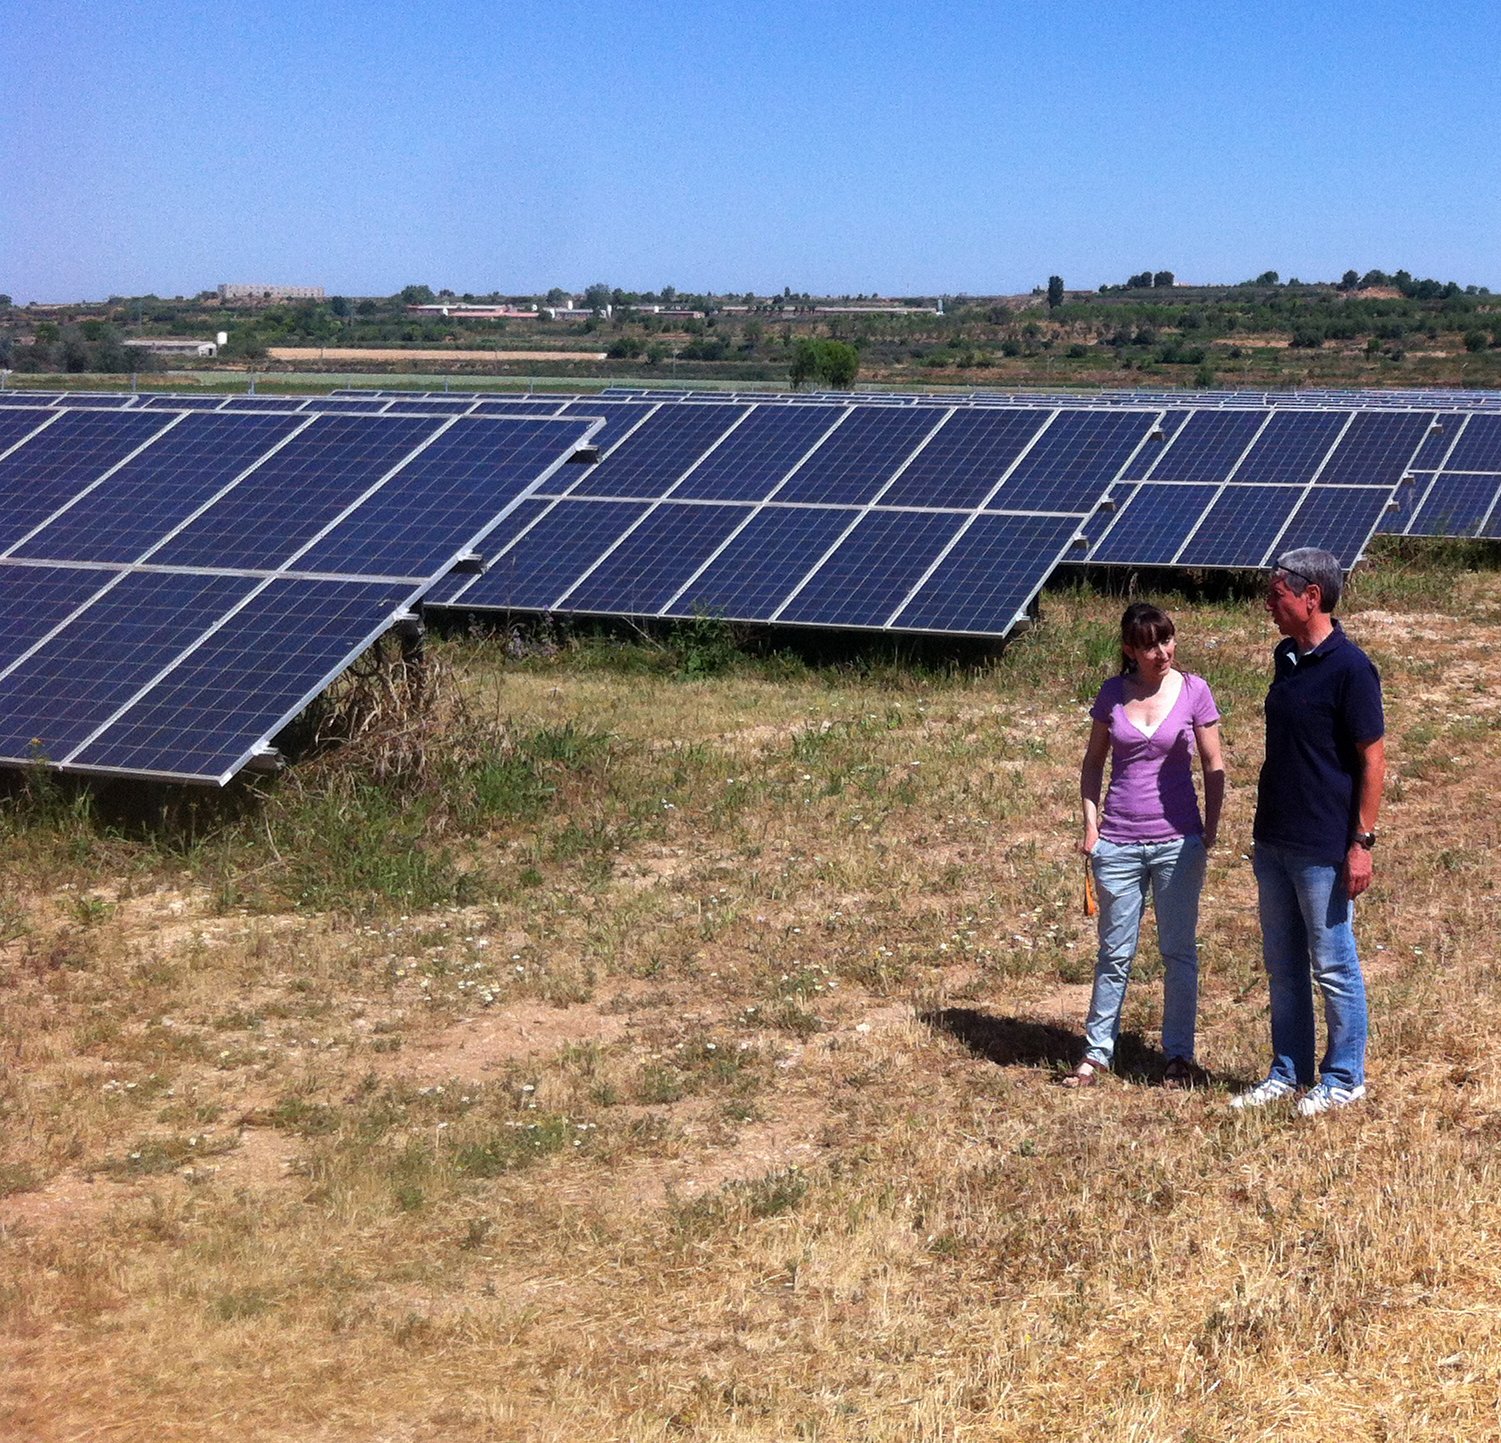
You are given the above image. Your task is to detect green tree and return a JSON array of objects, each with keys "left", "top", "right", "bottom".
[
  {"left": 820, "top": 340, "right": 859, "bottom": 387},
  {"left": 221, "top": 329, "right": 269, "bottom": 361},
  {"left": 1152, "top": 270, "right": 1174, "bottom": 288},
  {"left": 1046, "top": 275, "right": 1065, "bottom": 309},
  {"left": 789, "top": 338, "right": 860, "bottom": 389},
  {"left": 789, "top": 337, "right": 821, "bottom": 388},
  {"left": 583, "top": 282, "right": 613, "bottom": 313},
  {"left": 60, "top": 329, "right": 91, "bottom": 372},
  {"left": 397, "top": 284, "right": 435, "bottom": 305},
  {"left": 91, "top": 324, "right": 132, "bottom": 373}
]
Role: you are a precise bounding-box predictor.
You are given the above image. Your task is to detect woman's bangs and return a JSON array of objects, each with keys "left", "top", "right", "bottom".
[{"left": 1125, "top": 616, "right": 1175, "bottom": 652}]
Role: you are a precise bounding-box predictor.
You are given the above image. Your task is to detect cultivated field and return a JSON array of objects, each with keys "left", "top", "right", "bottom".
[
  {"left": 4, "top": 551, "right": 1501, "bottom": 1442},
  {"left": 266, "top": 348, "right": 609, "bottom": 363}
]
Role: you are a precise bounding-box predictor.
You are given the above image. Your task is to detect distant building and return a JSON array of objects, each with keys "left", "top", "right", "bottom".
[
  {"left": 816, "top": 305, "right": 943, "bottom": 315},
  {"left": 123, "top": 337, "right": 218, "bottom": 357},
  {"left": 218, "top": 284, "right": 325, "bottom": 304},
  {"left": 404, "top": 304, "right": 538, "bottom": 319}
]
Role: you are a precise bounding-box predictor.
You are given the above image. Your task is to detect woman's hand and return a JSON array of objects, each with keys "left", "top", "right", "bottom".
[{"left": 1079, "top": 825, "right": 1099, "bottom": 857}]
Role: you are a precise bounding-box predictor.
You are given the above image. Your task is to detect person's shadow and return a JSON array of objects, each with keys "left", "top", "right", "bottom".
[{"left": 920, "top": 1006, "right": 1207, "bottom": 1085}]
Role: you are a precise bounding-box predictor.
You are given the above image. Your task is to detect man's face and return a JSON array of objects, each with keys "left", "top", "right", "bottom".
[{"left": 1265, "top": 572, "right": 1318, "bottom": 636}]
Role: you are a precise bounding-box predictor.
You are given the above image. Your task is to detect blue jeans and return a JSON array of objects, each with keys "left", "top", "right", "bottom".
[
  {"left": 1084, "top": 836, "right": 1206, "bottom": 1067},
  {"left": 1252, "top": 841, "right": 1368, "bottom": 1089}
]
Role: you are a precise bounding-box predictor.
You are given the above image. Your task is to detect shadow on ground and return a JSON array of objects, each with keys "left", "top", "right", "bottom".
[{"left": 922, "top": 1007, "right": 1228, "bottom": 1087}]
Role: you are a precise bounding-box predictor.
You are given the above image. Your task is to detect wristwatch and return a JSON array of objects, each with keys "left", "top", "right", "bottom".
[{"left": 1352, "top": 830, "right": 1377, "bottom": 850}]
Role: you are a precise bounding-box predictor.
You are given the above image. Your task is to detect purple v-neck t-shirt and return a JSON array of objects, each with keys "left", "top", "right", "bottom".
[{"left": 1090, "top": 671, "right": 1220, "bottom": 843}]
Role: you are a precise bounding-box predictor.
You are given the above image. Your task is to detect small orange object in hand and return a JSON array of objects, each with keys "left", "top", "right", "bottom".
[{"left": 1083, "top": 856, "right": 1097, "bottom": 917}]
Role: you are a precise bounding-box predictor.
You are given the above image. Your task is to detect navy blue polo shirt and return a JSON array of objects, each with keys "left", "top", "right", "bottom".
[{"left": 1253, "top": 621, "right": 1384, "bottom": 864}]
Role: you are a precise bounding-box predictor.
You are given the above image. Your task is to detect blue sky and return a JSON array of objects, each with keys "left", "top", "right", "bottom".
[{"left": 3, "top": 0, "right": 1497, "bottom": 302}]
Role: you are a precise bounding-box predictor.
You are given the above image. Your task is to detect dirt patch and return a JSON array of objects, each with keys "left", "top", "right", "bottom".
[
  {"left": 0, "top": 1169, "right": 145, "bottom": 1236},
  {"left": 389, "top": 1001, "right": 634, "bottom": 1084}
]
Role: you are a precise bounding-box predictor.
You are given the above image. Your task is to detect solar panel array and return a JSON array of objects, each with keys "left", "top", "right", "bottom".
[
  {"left": 413, "top": 395, "right": 1426, "bottom": 577},
  {"left": 0, "top": 405, "right": 595, "bottom": 783},
  {"left": 2, "top": 383, "right": 1496, "bottom": 786},
  {"left": 13, "top": 387, "right": 1498, "bottom": 546},
  {"left": 430, "top": 400, "right": 1139, "bottom": 635},
  {"left": 314, "top": 385, "right": 1501, "bottom": 540},
  {"left": 475, "top": 391, "right": 1501, "bottom": 546},
  {"left": 1393, "top": 411, "right": 1501, "bottom": 538}
]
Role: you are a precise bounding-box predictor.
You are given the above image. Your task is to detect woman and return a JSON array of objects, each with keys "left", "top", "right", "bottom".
[{"left": 1065, "top": 602, "right": 1225, "bottom": 1087}]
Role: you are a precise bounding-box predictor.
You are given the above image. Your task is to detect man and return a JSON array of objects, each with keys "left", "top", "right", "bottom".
[{"left": 1232, "top": 547, "right": 1385, "bottom": 1116}]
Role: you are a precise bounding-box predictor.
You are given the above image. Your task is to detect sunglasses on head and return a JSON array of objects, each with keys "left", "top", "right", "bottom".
[{"left": 1268, "top": 564, "right": 1318, "bottom": 591}]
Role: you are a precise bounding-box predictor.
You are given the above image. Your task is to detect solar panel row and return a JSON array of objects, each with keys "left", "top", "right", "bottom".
[
  {"left": 459, "top": 392, "right": 1496, "bottom": 543},
  {"left": 12, "top": 388, "right": 1491, "bottom": 542},
  {"left": 0, "top": 384, "right": 1490, "bottom": 786},
  {"left": 0, "top": 408, "right": 596, "bottom": 783}
]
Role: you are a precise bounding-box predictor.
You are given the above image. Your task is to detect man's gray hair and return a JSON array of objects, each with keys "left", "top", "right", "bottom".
[{"left": 1272, "top": 547, "right": 1342, "bottom": 613}]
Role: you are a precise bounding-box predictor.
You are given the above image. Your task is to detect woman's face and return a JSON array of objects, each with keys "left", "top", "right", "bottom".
[{"left": 1125, "top": 632, "right": 1175, "bottom": 679}]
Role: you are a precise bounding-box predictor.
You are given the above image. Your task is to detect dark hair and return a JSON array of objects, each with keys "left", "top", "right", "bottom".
[{"left": 1119, "top": 602, "right": 1175, "bottom": 674}]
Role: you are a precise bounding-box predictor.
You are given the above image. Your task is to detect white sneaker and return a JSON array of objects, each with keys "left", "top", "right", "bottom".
[
  {"left": 1296, "top": 1081, "right": 1366, "bottom": 1117},
  {"left": 1229, "top": 1076, "right": 1298, "bottom": 1110}
]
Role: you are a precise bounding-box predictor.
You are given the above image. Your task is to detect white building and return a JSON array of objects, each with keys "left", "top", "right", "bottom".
[
  {"left": 218, "top": 284, "right": 326, "bottom": 304},
  {"left": 123, "top": 337, "right": 218, "bottom": 358}
]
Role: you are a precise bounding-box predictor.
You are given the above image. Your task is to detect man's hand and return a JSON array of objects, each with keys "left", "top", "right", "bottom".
[{"left": 1345, "top": 843, "right": 1374, "bottom": 899}]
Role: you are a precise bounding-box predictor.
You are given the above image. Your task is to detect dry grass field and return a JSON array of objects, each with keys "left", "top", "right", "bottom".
[{"left": 4, "top": 550, "right": 1501, "bottom": 1442}]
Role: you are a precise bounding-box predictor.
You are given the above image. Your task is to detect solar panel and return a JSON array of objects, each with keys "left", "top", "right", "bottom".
[
  {"left": 1228, "top": 411, "right": 1349, "bottom": 485},
  {"left": 1133, "top": 410, "right": 1267, "bottom": 482},
  {"left": 565, "top": 404, "right": 742, "bottom": 498},
  {"left": 1175, "top": 485, "right": 1307, "bottom": 567},
  {"left": 661, "top": 506, "right": 860, "bottom": 621},
  {"left": 1395, "top": 413, "right": 1501, "bottom": 537},
  {"left": 887, "top": 512, "right": 1087, "bottom": 633},
  {"left": 0, "top": 410, "right": 178, "bottom": 549},
  {"left": 9, "top": 412, "right": 308, "bottom": 564},
  {"left": 1088, "top": 483, "right": 1222, "bottom": 566},
  {"left": 448, "top": 498, "right": 652, "bottom": 612},
  {"left": 773, "top": 407, "right": 942, "bottom": 505},
  {"left": 433, "top": 401, "right": 1118, "bottom": 638},
  {"left": 878, "top": 409, "right": 1051, "bottom": 509},
  {"left": 774, "top": 510, "right": 974, "bottom": 626},
  {"left": 138, "top": 393, "right": 232, "bottom": 410},
  {"left": 0, "top": 407, "right": 57, "bottom": 454},
  {"left": 24, "top": 389, "right": 1489, "bottom": 607},
  {"left": 0, "top": 410, "right": 596, "bottom": 783},
  {"left": 1078, "top": 403, "right": 1434, "bottom": 568},
  {"left": 382, "top": 398, "right": 481, "bottom": 415},
  {"left": 992, "top": 410, "right": 1156, "bottom": 512},
  {"left": 1404, "top": 472, "right": 1501, "bottom": 537},
  {"left": 672, "top": 407, "right": 844, "bottom": 502},
  {"left": 560, "top": 503, "right": 753, "bottom": 615}
]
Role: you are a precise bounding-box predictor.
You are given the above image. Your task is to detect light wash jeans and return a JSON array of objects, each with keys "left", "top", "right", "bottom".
[
  {"left": 1252, "top": 841, "right": 1368, "bottom": 1090},
  {"left": 1084, "top": 835, "right": 1206, "bottom": 1067}
]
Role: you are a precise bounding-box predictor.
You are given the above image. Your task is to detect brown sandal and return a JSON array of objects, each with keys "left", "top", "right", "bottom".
[{"left": 1061, "top": 1058, "right": 1108, "bottom": 1088}]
